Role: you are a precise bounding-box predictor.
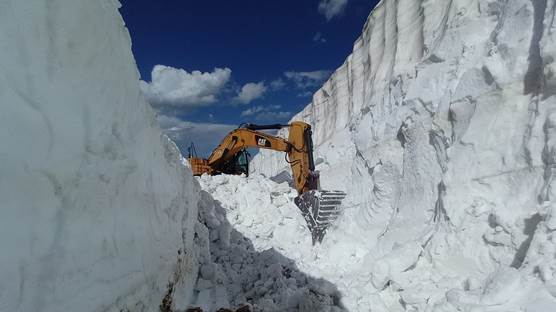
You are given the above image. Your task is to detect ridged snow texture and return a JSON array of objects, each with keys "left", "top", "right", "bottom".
[
  {"left": 250, "top": 0, "right": 556, "bottom": 310},
  {"left": 0, "top": 1, "right": 199, "bottom": 311}
]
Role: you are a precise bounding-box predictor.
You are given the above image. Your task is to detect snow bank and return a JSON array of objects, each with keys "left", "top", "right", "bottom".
[
  {"left": 0, "top": 1, "right": 199, "bottom": 311},
  {"left": 244, "top": 0, "right": 556, "bottom": 310}
]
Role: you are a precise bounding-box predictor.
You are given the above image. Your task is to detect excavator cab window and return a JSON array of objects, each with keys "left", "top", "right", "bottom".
[
  {"left": 220, "top": 149, "right": 250, "bottom": 176},
  {"left": 236, "top": 150, "right": 250, "bottom": 176}
]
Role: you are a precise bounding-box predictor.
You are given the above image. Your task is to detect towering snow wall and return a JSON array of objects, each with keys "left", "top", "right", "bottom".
[
  {"left": 0, "top": 1, "right": 199, "bottom": 311},
  {"left": 252, "top": 0, "right": 556, "bottom": 309}
]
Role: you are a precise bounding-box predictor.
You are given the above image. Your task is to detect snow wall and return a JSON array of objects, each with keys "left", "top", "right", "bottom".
[
  {"left": 251, "top": 0, "right": 556, "bottom": 309},
  {"left": 0, "top": 1, "right": 200, "bottom": 311}
]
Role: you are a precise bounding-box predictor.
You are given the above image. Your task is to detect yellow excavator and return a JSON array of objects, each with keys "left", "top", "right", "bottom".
[{"left": 188, "top": 121, "right": 346, "bottom": 244}]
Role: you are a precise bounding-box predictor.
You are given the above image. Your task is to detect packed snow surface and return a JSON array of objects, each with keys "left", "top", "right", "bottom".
[
  {"left": 219, "top": 0, "right": 556, "bottom": 310},
  {"left": 0, "top": 1, "right": 199, "bottom": 311}
]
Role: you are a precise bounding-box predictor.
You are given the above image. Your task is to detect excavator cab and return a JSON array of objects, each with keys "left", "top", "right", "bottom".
[
  {"left": 236, "top": 150, "right": 250, "bottom": 175},
  {"left": 188, "top": 143, "right": 250, "bottom": 176},
  {"left": 187, "top": 121, "right": 346, "bottom": 244},
  {"left": 222, "top": 149, "right": 250, "bottom": 176}
]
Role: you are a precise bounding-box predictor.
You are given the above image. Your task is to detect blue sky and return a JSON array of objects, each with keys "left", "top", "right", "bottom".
[{"left": 119, "top": 0, "right": 379, "bottom": 156}]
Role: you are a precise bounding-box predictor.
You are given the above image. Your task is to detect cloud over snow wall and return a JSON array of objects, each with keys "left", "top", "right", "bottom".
[{"left": 0, "top": 0, "right": 199, "bottom": 311}]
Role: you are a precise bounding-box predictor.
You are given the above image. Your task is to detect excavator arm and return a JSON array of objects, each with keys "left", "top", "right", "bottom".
[
  {"left": 194, "top": 121, "right": 318, "bottom": 195},
  {"left": 188, "top": 121, "right": 345, "bottom": 244}
]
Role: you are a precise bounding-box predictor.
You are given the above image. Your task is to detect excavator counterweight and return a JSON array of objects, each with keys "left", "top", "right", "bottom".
[{"left": 188, "top": 121, "right": 346, "bottom": 244}]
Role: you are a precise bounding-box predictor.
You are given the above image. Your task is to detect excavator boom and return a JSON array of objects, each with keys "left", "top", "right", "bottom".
[{"left": 188, "top": 121, "right": 346, "bottom": 244}]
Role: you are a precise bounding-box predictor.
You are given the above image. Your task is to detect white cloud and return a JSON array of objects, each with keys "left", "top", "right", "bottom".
[
  {"left": 313, "top": 32, "right": 327, "bottom": 43},
  {"left": 234, "top": 81, "right": 267, "bottom": 104},
  {"left": 318, "top": 0, "right": 348, "bottom": 21},
  {"left": 297, "top": 90, "right": 314, "bottom": 98},
  {"left": 141, "top": 65, "right": 231, "bottom": 108},
  {"left": 157, "top": 115, "right": 236, "bottom": 158},
  {"left": 284, "top": 70, "right": 332, "bottom": 89},
  {"left": 241, "top": 105, "right": 281, "bottom": 117},
  {"left": 270, "top": 78, "right": 286, "bottom": 91},
  {"left": 241, "top": 106, "right": 265, "bottom": 117},
  {"left": 239, "top": 105, "right": 290, "bottom": 121},
  {"left": 255, "top": 111, "right": 292, "bottom": 121}
]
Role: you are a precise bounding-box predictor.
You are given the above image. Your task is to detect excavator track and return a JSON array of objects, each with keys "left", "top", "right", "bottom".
[{"left": 295, "top": 190, "right": 347, "bottom": 244}]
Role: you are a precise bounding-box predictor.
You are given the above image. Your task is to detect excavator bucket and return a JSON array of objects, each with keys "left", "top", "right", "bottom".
[{"left": 295, "top": 190, "right": 347, "bottom": 244}]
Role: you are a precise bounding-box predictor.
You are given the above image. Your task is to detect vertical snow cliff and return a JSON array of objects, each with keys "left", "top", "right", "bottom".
[
  {"left": 251, "top": 0, "right": 556, "bottom": 310},
  {"left": 0, "top": 1, "right": 199, "bottom": 311}
]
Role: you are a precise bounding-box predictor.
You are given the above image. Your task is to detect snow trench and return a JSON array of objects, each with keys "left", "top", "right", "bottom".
[{"left": 3, "top": 0, "right": 556, "bottom": 311}]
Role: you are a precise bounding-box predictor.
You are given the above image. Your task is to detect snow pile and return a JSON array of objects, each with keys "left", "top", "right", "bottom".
[
  {"left": 191, "top": 179, "right": 344, "bottom": 311},
  {"left": 0, "top": 1, "right": 199, "bottom": 311},
  {"left": 240, "top": 0, "right": 556, "bottom": 310}
]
